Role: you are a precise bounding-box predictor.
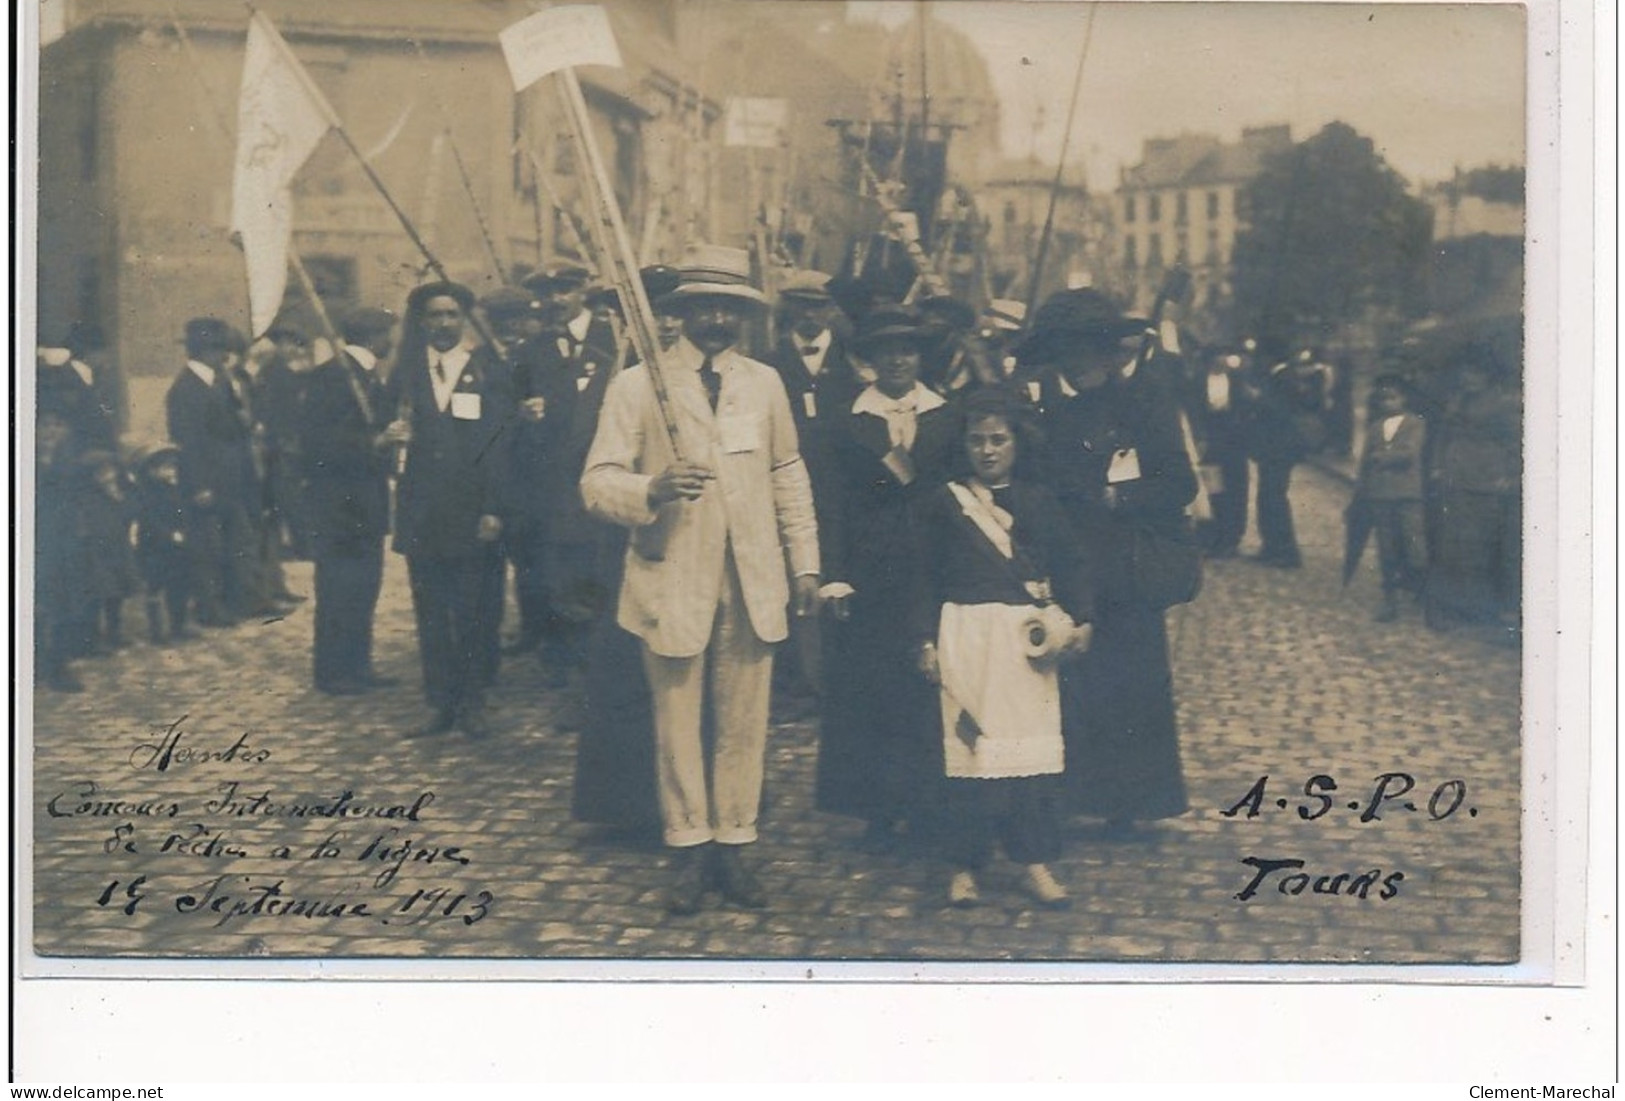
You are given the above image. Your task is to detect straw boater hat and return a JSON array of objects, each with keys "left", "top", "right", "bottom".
[
  {"left": 664, "top": 244, "right": 768, "bottom": 310},
  {"left": 981, "top": 298, "right": 1027, "bottom": 334}
]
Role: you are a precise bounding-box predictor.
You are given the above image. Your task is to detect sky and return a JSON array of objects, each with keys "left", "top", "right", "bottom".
[{"left": 846, "top": 0, "right": 1527, "bottom": 189}]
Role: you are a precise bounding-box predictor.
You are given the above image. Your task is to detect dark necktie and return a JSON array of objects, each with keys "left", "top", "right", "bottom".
[{"left": 699, "top": 356, "right": 721, "bottom": 411}]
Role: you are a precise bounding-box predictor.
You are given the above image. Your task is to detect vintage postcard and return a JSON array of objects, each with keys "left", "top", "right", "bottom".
[{"left": 15, "top": 0, "right": 1584, "bottom": 1010}]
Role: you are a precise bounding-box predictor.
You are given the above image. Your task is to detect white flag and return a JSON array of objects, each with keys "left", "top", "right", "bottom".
[
  {"left": 724, "top": 98, "right": 788, "bottom": 149},
  {"left": 500, "top": 5, "right": 623, "bottom": 92},
  {"left": 230, "top": 14, "right": 333, "bottom": 337}
]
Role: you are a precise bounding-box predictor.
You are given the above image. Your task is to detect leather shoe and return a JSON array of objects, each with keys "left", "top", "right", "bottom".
[
  {"left": 713, "top": 844, "right": 767, "bottom": 909},
  {"left": 1019, "top": 864, "right": 1071, "bottom": 909},
  {"left": 947, "top": 870, "right": 981, "bottom": 908},
  {"left": 665, "top": 845, "right": 711, "bottom": 915},
  {"left": 457, "top": 706, "right": 492, "bottom": 740},
  {"left": 404, "top": 709, "right": 456, "bottom": 739}
]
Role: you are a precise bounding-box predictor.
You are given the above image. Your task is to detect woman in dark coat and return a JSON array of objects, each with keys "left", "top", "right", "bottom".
[
  {"left": 1021, "top": 289, "right": 1199, "bottom": 830},
  {"left": 816, "top": 306, "right": 960, "bottom": 842}
]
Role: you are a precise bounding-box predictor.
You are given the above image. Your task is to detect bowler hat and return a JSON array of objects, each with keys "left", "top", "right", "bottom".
[
  {"left": 184, "top": 317, "right": 242, "bottom": 357},
  {"left": 340, "top": 306, "right": 399, "bottom": 345},
  {"left": 522, "top": 264, "right": 593, "bottom": 299},
  {"left": 478, "top": 287, "right": 541, "bottom": 320},
  {"left": 405, "top": 281, "right": 476, "bottom": 317},
  {"left": 665, "top": 244, "right": 768, "bottom": 309},
  {"left": 917, "top": 293, "right": 976, "bottom": 332},
  {"left": 1013, "top": 288, "right": 1148, "bottom": 366}
]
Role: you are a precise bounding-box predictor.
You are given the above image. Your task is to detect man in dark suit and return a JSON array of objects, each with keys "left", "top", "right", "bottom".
[
  {"left": 1187, "top": 350, "right": 1253, "bottom": 557},
  {"left": 165, "top": 318, "right": 258, "bottom": 627},
  {"left": 301, "top": 307, "right": 399, "bottom": 695},
  {"left": 765, "top": 271, "right": 860, "bottom": 717},
  {"left": 257, "top": 321, "right": 316, "bottom": 563},
  {"left": 518, "top": 266, "right": 622, "bottom": 690},
  {"left": 388, "top": 283, "right": 514, "bottom": 739}
]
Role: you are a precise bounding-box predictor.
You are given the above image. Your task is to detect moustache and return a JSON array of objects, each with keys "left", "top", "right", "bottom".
[{"left": 690, "top": 320, "right": 739, "bottom": 342}]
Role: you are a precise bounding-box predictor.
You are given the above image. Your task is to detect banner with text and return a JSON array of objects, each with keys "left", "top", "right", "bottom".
[{"left": 500, "top": 5, "right": 623, "bottom": 92}]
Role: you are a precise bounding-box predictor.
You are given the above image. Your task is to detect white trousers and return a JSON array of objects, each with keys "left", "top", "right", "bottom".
[{"left": 641, "top": 551, "right": 774, "bottom": 847}]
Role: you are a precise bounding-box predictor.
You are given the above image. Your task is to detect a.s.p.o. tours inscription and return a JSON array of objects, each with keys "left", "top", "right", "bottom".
[
  {"left": 44, "top": 716, "right": 494, "bottom": 935},
  {"left": 1219, "top": 771, "right": 1479, "bottom": 903}
]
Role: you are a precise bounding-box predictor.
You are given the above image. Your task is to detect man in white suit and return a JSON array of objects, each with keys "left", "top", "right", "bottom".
[{"left": 581, "top": 246, "right": 821, "bottom": 914}]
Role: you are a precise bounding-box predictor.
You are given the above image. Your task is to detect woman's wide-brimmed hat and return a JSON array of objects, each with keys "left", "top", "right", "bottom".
[
  {"left": 664, "top": 244, "right": 768, "bottom": 309},
  {"left": 852, "top": 304, "right": 927, "bottom": 356},
  {"left": 1013, "top": 288, "right": 1149, "bottom": 366}
]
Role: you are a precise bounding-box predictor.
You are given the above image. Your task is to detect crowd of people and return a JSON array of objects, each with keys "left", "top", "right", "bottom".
[{"left": 31, "top": 247, "right": 1521, "bottom": 912}]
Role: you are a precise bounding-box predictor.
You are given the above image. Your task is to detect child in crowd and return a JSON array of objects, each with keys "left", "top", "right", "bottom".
[
  {"left": 76, "top": 450, "right": 139, "bottom": 652},
  {"left": 1353, "top": 375, "right": 1427, "bottom": 622},
  {"left": 135, "top": 444, "right": 196, "bottom": 645}
]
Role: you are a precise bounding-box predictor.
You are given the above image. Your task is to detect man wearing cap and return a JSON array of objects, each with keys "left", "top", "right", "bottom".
[
  {"left": 256, "top": 321, "right": 315, "bottom": 562},
  {"left": 1187, "top": 349, "right": 1253, "bottom": 558},
  {"left": 388, "top": 282, "right": 515, "bottom": 739},
  {"left": 165, "top": 318, "right": 258, "bottom": 628},
  {"left": 765, "top": 270, "right": 860, "bottom": 718},
  {"left": 581, "top": 245, "right": 820, "bottom": 913},
  {"left": 301, "top": 306, "right": 400, "bottom": 696},
  {"left": 481, "top": 285, "right": 556, "bottom": 663},
  {"left": 513, "top": 266, "right": 619, "bottom": 682}
]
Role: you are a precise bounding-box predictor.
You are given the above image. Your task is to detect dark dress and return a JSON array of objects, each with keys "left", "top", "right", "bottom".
[
  {"left": 1039, "top": 364, "right": 1197, "bottom": 822},
  {"left": 815, "top": 389, "right": 960, "bottom": 825},
  {"left": 907, "top": 479, "right": 1091, "bottom": 867}
]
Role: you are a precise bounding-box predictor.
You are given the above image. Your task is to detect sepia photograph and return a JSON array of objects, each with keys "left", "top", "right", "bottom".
[{"left": 18, "top": 0, "right": 1553, "bottom": 985}]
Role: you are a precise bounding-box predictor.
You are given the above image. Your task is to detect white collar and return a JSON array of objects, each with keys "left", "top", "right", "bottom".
[
  {"left": 345, "top": 345, "right": 378, "bottom": 372},
  {"left": 852, "top": 382, "right": 946, "bottom": 417},
  {"left": 568, "top": 310, "right": 592, "bottom": 343},
  {"left": 186, "top": 359, "right": 216, "bottom": 386},
  {"left": 69, "top": 359, "right": 95, "bottom": 387},
  {"left": 428, "top": 344, "right": 470, "bottom": 375}
]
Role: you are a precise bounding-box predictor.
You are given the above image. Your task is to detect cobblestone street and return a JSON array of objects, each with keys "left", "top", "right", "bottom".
[{"left": 28, "top": 462, "right": 1521, "bottom": 966}]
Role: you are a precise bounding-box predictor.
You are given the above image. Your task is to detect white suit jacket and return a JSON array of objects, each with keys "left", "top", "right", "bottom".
[{"left": 581, "top": 338, "right": 821, "bottom": 657}]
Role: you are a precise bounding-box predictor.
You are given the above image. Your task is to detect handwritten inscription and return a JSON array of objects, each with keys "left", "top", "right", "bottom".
[
  {"left": 1221, "top": 772, "right": 1475, "bottom": 904},
  {"left": 49, "top": 718, "right": 497, "bottom": 941},
  {"left": 1220, "top": 772, "right": 1476, "bottom": 823}
]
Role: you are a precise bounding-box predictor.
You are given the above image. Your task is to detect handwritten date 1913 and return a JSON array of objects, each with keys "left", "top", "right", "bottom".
[{"left": 1221, "top": 772, "right": 1476, "bottom": 823}]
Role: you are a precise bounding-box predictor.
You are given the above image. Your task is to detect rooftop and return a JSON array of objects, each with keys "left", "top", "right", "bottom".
[{"left": 1121, "top": 124, "right": 1292, "bottom": 190}]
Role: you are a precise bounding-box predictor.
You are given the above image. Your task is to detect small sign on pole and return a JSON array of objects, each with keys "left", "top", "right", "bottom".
[
  {"left": 500, "top": 5, "right": 623, "bottom": 92},
  {"left": 724, "top": 98, "right": 788, "bottom": 149}
]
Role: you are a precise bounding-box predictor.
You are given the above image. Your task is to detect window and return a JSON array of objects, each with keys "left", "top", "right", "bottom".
[
  {"left": 1176, "top": 232, "right": 1189, "bottom": 264},
  {"left": 1124, "top": 195, "right": 1137, "bottom": 223},
  {"left": 1175, "top": 191, "right": 1188, "bottom": 225},
  {"left": 1004, "top": 200, "right": 1018, "bottom": 225},
  {"left": 1147, "top": 233, "right": 1163, "bottom": 266},
  {"left": 1148, "top": 194, "right": 1162, "bottom": 222},
  {"left": 1207, "top": 190, "right": 1221, "bottom": 219},
  {"left": 1206, "top": 228, "right": 1220, "bottom": 264},
  {"left": 1124, "top": 236, "right": 1137, "bottom": 266}
]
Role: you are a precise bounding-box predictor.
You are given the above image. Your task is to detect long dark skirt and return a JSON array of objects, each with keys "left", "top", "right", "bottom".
[
  {"left": 815, "top": 600, "right": 940, "bottom": 825},
  {"left": 1061, "top": 602, "right": 1189, "bottom": 822},
  {"left": 570, "top": 602, "right": 659, "bottom": 835}
]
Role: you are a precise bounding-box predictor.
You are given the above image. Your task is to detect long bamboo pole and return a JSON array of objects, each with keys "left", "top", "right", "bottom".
[{"left": 1025, "top": 1, "right": 1099, "bottom": 323}]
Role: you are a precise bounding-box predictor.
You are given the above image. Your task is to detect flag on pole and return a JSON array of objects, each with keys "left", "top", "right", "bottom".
[
  {"left": 499, "top": 5, "right": 623, "bottom": 93},
  {"left": 230, "top": 13, "right": 334, "bottom": 337}
]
